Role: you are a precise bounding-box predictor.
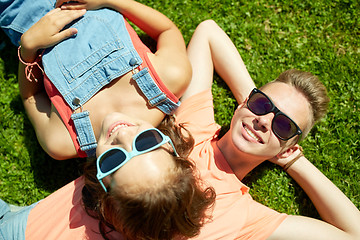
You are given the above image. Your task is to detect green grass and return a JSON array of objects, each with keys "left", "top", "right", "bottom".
[{"left": 1, "top": 0, "right": 359, "bottom": 219}]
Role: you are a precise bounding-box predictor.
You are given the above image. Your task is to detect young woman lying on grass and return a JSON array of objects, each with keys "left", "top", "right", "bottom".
[
  {"left": 0, "top": 113, "right": 215, "bottom": 240},
  {"left": 0, "top": 2, "right": 216, "bottom": 240},
  {"left": 1, "top": 0, "right": 191, "bottom": 159}
]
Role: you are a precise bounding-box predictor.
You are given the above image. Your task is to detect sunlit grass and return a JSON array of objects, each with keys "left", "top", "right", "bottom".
[{"left": 0, "top": 0, "right": 358, "bottom": 218}]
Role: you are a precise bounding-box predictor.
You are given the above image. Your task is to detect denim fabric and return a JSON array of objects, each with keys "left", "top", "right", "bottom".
[
  {"left": 1, "top": 1, "right": 180, "bottom": 156},
  {"left": 43, "top": 8, "right": 136, "bottom": 156},
  {"left": 42, "top": 9, "right": 181, "bottom": 156},
  {"left": 42, "top": 9, "right": 144, "bottom": 112},
  {"left": 0, "top": 0, "right": 54, "bottom": 46},
  {"left": 0, "top": 199, "right": 38, "bottom": 240},
  {"left": 133, "top": 68, "right": 181, "bottom": 114},
  {"left": 71, "top": 110, "right": 97, "bottom": 156}
]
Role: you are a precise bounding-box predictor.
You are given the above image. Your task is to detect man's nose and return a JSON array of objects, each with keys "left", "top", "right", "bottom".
[{"left": 253, "top": 113, "right": 274, "bottom": 132}]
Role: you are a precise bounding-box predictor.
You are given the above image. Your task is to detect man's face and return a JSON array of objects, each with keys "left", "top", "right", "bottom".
[{"left": 229, "top": 82, "right": 310, "bottom": 158}]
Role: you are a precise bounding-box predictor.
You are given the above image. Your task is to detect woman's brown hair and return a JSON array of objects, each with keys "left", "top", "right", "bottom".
[{"left": 82, "top": 116, "right": 216, "bottom": 239}]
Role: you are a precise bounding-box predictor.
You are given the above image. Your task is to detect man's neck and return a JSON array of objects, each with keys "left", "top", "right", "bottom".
[{"left": 217, "top": 132, "right": 265, "bottom": 181}]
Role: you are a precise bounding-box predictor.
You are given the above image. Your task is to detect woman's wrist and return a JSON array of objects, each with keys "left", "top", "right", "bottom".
[
  {"left": 19, "top": 33, "right": 41, "bottom": 62},
  {"left": 19, "top": 46, "right": 38, "bottom": 63},
  {"left": 19, "top": 43, "right": 39, "bottom": 63},
  {"left": 18, "top": 45, "right": 44, "bottom": 82}
]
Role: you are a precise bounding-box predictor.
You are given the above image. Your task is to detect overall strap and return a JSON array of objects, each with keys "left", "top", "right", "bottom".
[
  {"left": 132, "top": 68, "right": 180, "bottom": 115},
  {"left": 71, "top": 111, "right": 97, "bottom": 157}
]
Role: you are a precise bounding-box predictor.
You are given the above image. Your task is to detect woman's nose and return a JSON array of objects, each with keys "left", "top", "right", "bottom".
[{"left": 111, "top": 129, "right": 138, "bottom": 152}]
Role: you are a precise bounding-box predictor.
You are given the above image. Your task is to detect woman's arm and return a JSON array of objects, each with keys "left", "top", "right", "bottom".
[
  {"left": 182, "top": 20, "right": 255, "bottom": 103},
  {"left": 268, "top": 150, "right": 360, "bottom": 240},
  {"left": 56, "top": 0, "right": 179, "bottom": 39},
  {"left": 18, "top": 9, "right": 86, "bottom": 159},
  {"left": 57, "top": 0, "right": 191, "bottom": 96},
  {"left": 19, "top": 8, "right": 85, "bottom": 98}
]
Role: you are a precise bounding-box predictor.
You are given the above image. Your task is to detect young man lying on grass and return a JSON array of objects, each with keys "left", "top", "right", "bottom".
[{"left": 175, "top": 19, "right": 360, "bottom": 240}]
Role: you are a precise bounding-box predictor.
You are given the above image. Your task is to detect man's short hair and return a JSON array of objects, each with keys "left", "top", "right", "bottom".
[{"left": 263, "top": 69, "right": 330, "bottom": 139}]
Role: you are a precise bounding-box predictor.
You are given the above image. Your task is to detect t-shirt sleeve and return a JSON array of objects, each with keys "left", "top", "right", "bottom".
[
  {"left": 175, "top": 89, "right": 221, "bottom": 145},
  {"left": 241, "top": 198, "right": 288, "bottom": 239}
]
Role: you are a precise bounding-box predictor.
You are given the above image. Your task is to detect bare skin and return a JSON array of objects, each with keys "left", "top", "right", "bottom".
[
  {"left": 18, "top": 0, "right": 191, "bottom": 159},
  {"left": 97, "top": 112, "right": 176, "bottom": 194},
  {"left": 182, "top": 19, "right": 360, "bottom": 240}
]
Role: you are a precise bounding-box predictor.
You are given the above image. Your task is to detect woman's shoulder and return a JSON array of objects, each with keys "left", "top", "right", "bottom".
[{"left": 149, "top": 52, "right": 192, "bottom": 98}]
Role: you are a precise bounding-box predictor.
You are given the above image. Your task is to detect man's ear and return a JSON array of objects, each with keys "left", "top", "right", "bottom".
[{"left": 276, "top": 144, "right": 299, "bottom": 159}]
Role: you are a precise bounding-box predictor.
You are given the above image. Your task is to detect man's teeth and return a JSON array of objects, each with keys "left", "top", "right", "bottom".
[
  {"left": 110, "top": 124, "right": 128, "bottom": 136},
  {"left": 244, "top": 126, "right": 261, "bottom": 142}
]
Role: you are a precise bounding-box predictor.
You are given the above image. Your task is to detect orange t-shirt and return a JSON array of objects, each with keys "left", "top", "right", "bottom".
[
  {"left": 175, "top": 89, "right": 287, "bottom": 239},
  {"left": 25, "top": 177, "right": 124, "bottom": 239}
]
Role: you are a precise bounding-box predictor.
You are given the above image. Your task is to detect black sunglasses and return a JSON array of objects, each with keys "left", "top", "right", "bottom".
[
  {"left": 96, "top": 128, "right": 178, "bottom": 192},
  {"left": 246, "top": 88, "right": 302, "bottom": 141}
]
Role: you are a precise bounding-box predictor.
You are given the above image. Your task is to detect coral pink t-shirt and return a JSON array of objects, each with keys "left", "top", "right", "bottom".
[
  {"left": 175, "top": 89, "right": 287, "bottom": 239},
  {"left": 25, "top": 177, "right": 124, "bottom": 239}
]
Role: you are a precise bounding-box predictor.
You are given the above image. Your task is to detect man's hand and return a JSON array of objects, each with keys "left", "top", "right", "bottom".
[{"left": 268, "top": 144, "right": 303, "bottom": 169}]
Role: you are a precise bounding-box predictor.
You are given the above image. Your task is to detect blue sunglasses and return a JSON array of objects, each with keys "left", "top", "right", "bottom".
[{"left": 96, "top": 128, "right": 178, "bottom": 192}]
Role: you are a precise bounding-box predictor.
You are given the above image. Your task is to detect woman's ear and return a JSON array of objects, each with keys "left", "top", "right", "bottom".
[{"left": 276, "top": 144, "right": 300, "bottom": 159}]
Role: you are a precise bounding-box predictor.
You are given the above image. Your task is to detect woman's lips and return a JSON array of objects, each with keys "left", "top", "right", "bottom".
[{"left": 107, "top": 121, "right": 135, "bottom": 138}]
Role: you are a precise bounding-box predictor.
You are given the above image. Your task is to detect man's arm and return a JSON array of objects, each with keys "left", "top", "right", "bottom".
[
  {"left": 182, "top": 19, "right": 255, "bottom": 103},
  {"left": 268, "top": 151, "right": 360, "bottom": 240}
]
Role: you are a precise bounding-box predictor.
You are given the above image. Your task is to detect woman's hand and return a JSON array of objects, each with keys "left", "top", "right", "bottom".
[
  {"left": 55, "top": 0, "right": 109, "bottom": 10},
  {"left": 20, "top": 8, "right": 86, "bottom": 62}
]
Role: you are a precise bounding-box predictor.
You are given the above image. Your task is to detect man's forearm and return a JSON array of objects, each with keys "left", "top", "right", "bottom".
[{"left": 286, "top": 156, "right": 360, "bottom": 237}]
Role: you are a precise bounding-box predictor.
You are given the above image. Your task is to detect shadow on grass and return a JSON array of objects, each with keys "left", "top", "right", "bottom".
[
  {"left": 243, "top": 161, "right": 320, "bottom": 219},
  {"left": 0, "top": 31, "right": 17, "bottom": 75},
  {"left": 1, "top": 29, "right": 84, "bottom": 193},
  {"left": 10, "top": 86, "right": 85, "bottom": 192}
]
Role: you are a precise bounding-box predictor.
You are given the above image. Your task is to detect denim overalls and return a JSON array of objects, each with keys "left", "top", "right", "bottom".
[{"left": 1, "top": 0, "right": 180, "bottom": 157}]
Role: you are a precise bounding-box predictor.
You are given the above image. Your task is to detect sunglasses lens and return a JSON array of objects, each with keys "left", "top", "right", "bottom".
[
  {"left": 135, "top": 129, "right": 164, "bottom": 152},
  {"left": 99, "top": 149, "right": 127, "bottom": 173},
  {"left": 273, "top": 114, "right": 297, "bottom": 140},
  {"left": 248, "top": 93, "right": 273, "bottom": 115}
]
